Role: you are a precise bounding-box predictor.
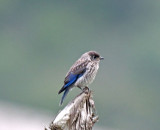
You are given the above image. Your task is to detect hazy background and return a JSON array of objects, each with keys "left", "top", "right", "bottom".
[{"left": 0, "top": 0, "right": 160, "bottom": 130}]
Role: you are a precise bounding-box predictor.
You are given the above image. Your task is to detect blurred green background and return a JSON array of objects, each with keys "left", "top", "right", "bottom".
[{"left": 0, "top": 0, "right": 160, "bottom": 130}]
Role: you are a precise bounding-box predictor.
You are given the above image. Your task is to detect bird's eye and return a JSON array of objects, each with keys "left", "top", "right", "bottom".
[{"left": 93, "top": 55, "right": 99, "bottom": 59}]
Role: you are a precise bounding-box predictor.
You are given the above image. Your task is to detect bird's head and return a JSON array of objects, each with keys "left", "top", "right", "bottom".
[{"left": 82, "top": 51, "right": 104, "bottom": 62}]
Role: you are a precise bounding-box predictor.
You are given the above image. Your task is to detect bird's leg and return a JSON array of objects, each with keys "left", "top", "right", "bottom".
[
  {"left": 77, "top": 86, "right": 83, "bottom": 91},
  {"left": 77, "top": 86, "right": 90, "bottom": 93}
]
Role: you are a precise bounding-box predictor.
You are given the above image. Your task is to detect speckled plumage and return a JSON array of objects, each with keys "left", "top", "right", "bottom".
[{"left": 58, "top": 51, "right": 103, "bottom": 105}]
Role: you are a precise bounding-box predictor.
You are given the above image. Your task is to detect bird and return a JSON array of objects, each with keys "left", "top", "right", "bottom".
[{"left": 58, "top": 51, "right": 104, "bottom": 105}]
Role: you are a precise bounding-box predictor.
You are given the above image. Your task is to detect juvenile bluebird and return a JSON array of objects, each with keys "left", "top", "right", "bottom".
[{"left": 58, "top": 51, "right": 104, "bottom": 105}]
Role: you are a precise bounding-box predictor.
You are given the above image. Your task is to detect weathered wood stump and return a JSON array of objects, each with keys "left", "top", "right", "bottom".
[{"left": 46, "top": 87, "right": 98, "bottom": 130}]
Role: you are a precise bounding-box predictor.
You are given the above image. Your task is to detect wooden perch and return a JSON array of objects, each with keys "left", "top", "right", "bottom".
[{"left": 46, "top": 87, "right": 99, "bottom": 130}]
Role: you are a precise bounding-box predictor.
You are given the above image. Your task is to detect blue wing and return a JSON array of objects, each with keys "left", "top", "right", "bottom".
[
  {"left": 58, "top": 69, "right": 86, "bottom": 94},
  {"left": 58, "top": 60, "right": 88, "bottom": 105},
  {"left": 58, "top": 71, "right": 86, "bottom": 105}
]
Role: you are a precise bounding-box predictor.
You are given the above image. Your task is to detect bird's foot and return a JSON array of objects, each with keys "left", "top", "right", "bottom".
[
  {"left": 83, "top": 86, "right": 89, "bottom": 93},
  {"left": 77, "top": 86, "right": 89, "bottom": 93}
]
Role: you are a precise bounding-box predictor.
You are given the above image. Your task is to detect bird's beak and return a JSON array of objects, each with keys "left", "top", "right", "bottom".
[{"left": 100, "top": 56, "right": 104, "bottom": 60}]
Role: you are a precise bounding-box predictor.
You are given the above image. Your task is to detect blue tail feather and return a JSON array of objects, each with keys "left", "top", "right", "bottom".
[{"left": 60, "top": 88, "right": 69, "bottom": 105}]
